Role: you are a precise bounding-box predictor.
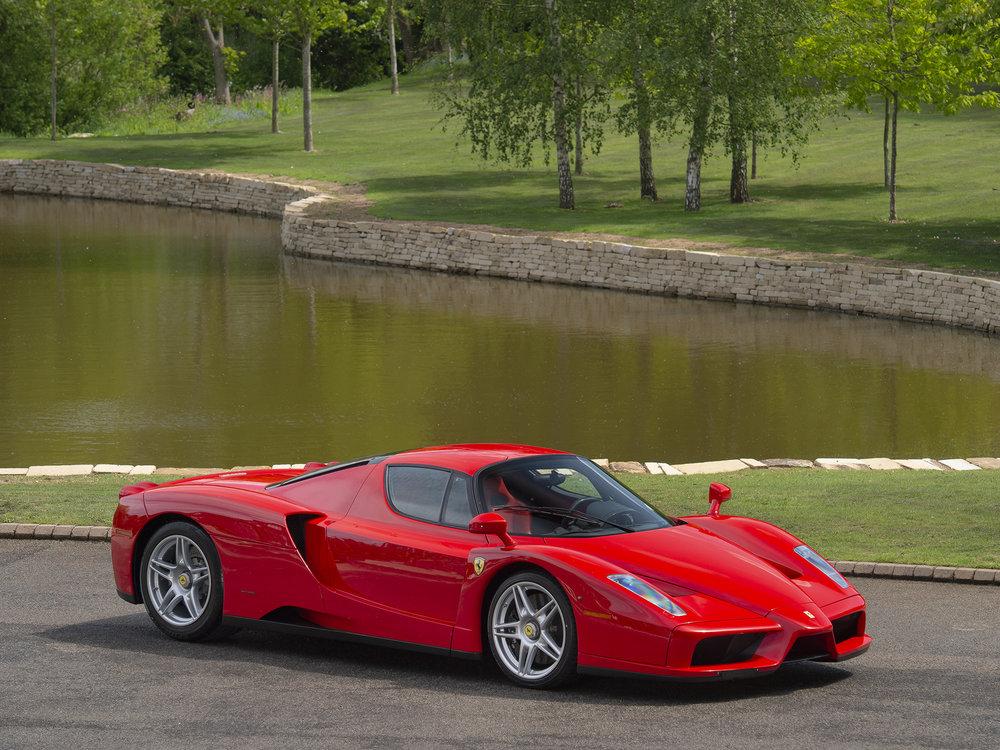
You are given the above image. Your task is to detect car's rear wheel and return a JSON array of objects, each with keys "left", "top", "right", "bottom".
[
  {"left": 139, "top": 521, "right": 232, "bottom": 642},
  {"left": 487, "top": 571, "right": 577, "bottom": 688}
]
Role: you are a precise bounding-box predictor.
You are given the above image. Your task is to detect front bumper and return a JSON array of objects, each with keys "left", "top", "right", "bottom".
[{"left": 578, "top": 594, "right": 871, "bottom": 680}]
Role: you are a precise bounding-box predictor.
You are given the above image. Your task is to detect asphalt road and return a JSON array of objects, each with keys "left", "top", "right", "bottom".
[{"left": 1, "top": 540, "right": 998, "bottom": 750}]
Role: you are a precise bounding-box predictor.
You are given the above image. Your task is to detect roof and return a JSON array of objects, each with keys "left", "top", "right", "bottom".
[{"left": 384, "top": 443, "right": 569, "bottom": 475}]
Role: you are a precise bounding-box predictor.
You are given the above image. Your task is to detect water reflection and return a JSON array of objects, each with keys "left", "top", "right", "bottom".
[{"left": 1, "top": 194, "right": 998, "bottom": 465}]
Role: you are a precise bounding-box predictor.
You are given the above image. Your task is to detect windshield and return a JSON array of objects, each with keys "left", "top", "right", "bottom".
[{"left": 478, "top": 455, "right": 673, "bottom": 537}]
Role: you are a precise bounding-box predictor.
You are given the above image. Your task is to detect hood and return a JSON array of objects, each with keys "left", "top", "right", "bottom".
[{"left": 547, "top": 524, "right": 815, "bottom": 617}]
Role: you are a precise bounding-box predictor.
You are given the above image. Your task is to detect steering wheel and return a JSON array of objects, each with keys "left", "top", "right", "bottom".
[
  {"left": 605, "top": 510, "right": 636, "bottom": 527},
  {"left": 568, "top": 496, "right": 597, "bottom": 514}
]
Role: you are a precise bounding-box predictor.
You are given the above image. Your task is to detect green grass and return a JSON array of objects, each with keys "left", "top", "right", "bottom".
[
  {"left": 618, "top": 470, "right": 1000, "bottom": 568},
  {"left": 0, "top": 475, "right": 182, "bottom": 527},
  {"left": 2, "top": 69, "right": 999, "bottom": 272},
  {"left": 2, "top": 469, "right": 998, "bottom": 567}
]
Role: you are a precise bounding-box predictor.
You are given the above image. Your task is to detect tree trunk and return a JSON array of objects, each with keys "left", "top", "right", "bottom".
[
  {"left": 388, "top": 0, "right": 400, "bottom": 95},
  {"left": 751, "top": 134, "right": 758, "bottom": 179},
  {"left": 724, "top": 3, "right": 747, "bottom": 204},
  {"left": 888, "top": 91, "right": 898, "bottom": 221},
  {"left": 271, "top": 38, "right": 280, "bottom": 134},
  {"left": 302, "top": 31, "right": 313, "bottom": 152},
  {"left": 573, "top": 77, "right": 583, "bottom": 175},
  {"left": 685, "top": 67, "right": 713, "bottom": 210},
  {"left": 729, "top": 139, "right": 749, "bottom": 203},
  {"left": 882, "top": 95, "right": 891, "bottom": 188},
  {"left": 633, "top": 65, "right": 657, "bottom": 201},
  {"left": 202, "top": 19, "right": 231, "bottom": 105},
  {"left": 546, "top": 0, "right": 574, "bottom": 209},
  {"left": 728, "top": 94, "right": 749, "bottom": 203},
  {"left": 49, "top": 19, "right": 57, "bottom": 141},
  {"left": 685, "top": 143, "right": 703, "bottom": 212}
]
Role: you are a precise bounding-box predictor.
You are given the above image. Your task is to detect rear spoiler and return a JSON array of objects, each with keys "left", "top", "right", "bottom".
[{"left": 119, "top": 481, "right": 158, "bottom": 499}]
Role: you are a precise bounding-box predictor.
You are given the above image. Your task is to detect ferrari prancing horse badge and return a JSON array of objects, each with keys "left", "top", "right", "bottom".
[{"left": 473, "top": 557, "right": 486, "bottom": 576}]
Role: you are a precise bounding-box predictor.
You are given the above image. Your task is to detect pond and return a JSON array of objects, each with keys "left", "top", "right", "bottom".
[{"left": 2, "top": 193, "right": 999, "bottom": 467}]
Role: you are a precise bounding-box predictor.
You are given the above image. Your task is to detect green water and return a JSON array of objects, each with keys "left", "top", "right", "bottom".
[{"left": 1, "top": 193, "right": 999, "bottom": 467}]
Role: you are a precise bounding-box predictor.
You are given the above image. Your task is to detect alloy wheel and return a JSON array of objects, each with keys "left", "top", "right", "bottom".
[
  {"left": 491, "top": 581, "right": 566, "bottom": 681},
  {"left": 145, "top": 534, "right": 212, "bottom": 627}
]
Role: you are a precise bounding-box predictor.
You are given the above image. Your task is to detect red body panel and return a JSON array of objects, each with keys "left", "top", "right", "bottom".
[{"left": 111, "top": 444, "right": 871, "bottom": 679}]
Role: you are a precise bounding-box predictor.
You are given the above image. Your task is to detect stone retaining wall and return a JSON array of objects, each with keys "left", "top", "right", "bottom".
[
  {"left": 282, "top": 200, "right": 1000, "bottom": 335},
  {"left": 0, "top": 159, "right": 315, "bottom": 218},
  {"left": 3, "top": 159, "right": 998, "bottom": 334}
]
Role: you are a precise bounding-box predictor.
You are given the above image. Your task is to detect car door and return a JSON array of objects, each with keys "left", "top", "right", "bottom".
[{"left": 325, "top": 463, "right": 486, "bottom": 649}]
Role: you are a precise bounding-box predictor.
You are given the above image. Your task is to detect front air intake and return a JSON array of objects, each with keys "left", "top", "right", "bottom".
[
  {"left": 784, "top": 634, "right": 829, "bottom": 662},
  {"left": 832, "top": 612, "right": 862, "bottom": 643},
  {"left": 691, "top": 633, "right": 765, "bottom": 666}
]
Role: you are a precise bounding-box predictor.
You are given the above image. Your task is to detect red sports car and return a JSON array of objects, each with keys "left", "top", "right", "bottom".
[{"left": 112, "top": 444, "right": 871, "bottom": 688}]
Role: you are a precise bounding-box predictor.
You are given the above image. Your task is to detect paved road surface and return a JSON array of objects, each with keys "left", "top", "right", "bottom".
[{"left": 1, "top": 540, "right": 998, "bottom": 749}]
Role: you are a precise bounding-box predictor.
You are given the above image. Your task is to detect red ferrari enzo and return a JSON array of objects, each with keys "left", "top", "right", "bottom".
[{"left": 112, "top": 444, "right": 871, "bottom": 688}]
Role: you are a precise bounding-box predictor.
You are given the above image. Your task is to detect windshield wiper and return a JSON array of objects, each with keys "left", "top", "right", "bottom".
[{"left": 492, "top": 505, "right": 634, "bottom": 533}]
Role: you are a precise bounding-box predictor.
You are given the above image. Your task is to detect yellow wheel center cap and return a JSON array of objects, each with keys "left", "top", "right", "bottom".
[
  {"left": 178, "top": 573, "right": 190, "bottom": 589},
  {"left": 523, "top": 623, "right": 536, "bottom": 639}
]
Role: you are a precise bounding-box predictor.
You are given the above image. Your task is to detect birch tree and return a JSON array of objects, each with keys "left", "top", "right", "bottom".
[
  {"left": 247, "top": 0, "right": 295, "bottom": 133},
  {"left": 606, "top": 0, "right": 675, "bottom": 201},
  {"left": 288, "top": 0, "right": 350, "bottom": 151},
  {"left": 439, "top": 0, "right": 605, "bottom": 209},
  {"left": 800, "top": 0, "right": 999, "bottom": 221},
  {"left": 718, "top": 0, "right": 822, "bottom": 204}
]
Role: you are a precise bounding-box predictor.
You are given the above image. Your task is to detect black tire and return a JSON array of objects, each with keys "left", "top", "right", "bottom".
[
  {"left": 139, "top": 521, "right": 235, "bottom": 642},
  {"left": 486, "top": 571, "right": 577, "bottom": 689}
]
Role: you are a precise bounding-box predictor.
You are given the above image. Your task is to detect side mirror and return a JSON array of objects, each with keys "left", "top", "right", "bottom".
[
  {"left": 469, "top": 512, "right": 515, "bottom": 549},
  {"left": 708, "top": 482, "right": 732, "bottom": 518}
]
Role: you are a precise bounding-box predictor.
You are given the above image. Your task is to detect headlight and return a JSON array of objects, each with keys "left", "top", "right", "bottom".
[
  {"left": 794, "top": 545, "right": 849, "bottom": 588},
  {"left": 607, "top": 574, "right": 687, "bottom": 616}
]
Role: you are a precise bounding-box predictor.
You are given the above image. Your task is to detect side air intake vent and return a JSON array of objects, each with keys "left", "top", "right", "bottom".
[{"left": 285, "top": 513, "right": 323, "bottom": 558}]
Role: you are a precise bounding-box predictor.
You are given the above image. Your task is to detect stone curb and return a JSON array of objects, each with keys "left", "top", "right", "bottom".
[
  {"left": 1, "top": 523, "right": 110, "bottom": 541},
  {"left": 3, "top": 457, "right": 999, "bottom": 478},
  {"left": 1, "top": 523, "right": 996, "bottom": 585}
]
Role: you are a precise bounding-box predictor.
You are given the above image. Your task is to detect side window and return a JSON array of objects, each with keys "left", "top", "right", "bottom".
[
  {"left": 385, "top": 466, "right": 451, "bottom": 522},
  {"left": 441, "top": 474, "right": 473, "bottom": 527}
]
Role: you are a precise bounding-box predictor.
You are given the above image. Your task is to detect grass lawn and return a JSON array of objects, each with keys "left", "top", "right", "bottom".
[
  {"left": 619, "top": 470, "right": 1000, "bottom": 568},
  {"left": 2, "top": 469, "right": 997, "bottom": 568},
  {"left": 0, "top": 475, "right": 183, "bottom": 527},
  {"left": 2, "top": 70, "right": 999, "bottom": 272}
]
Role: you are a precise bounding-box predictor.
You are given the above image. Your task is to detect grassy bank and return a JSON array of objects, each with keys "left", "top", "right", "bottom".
[
  {"left": 1, "top": 469, "right": 997, "bottom": 567},
  {"left": 2, "top": 71, "right": 999, "bottom": 272}
]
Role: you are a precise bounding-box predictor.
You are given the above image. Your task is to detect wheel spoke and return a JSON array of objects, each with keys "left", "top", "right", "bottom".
[
  {"left": 183, "top": 589, "right": 203, "bottom": 619},
  {"left": 512, "top": 584, "right": 534, "bottom": 618},
  {"left": 538, "top": 631, "right": 562, "bottom": 661},
  {"left": 157, "top": 588, "right": 182, "bottom": 616},
  {"left": 174, "top": 536, "right": 189, "bottom": 568},
  {"left": 149, "top": 559, "right": 175, "bottom": 580},
  {"left": 517, "top": 642, "right": 536, "bottom": 676},
  {"left": 535, "top": 598, "right": 556, "bottom": 625}
]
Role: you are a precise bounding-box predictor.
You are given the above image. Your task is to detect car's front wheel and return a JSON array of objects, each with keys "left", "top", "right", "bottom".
[
  {"left": 139, "top": 521, "right": 231, "bottom": 641},
  {"left": 487, "top": 571, "right": 577, "bottom": 688}
]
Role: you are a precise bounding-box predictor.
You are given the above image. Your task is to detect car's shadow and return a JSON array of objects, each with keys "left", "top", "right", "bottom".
[{"left": 42, "top": 613, "right": 851, "bottom": 706}]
